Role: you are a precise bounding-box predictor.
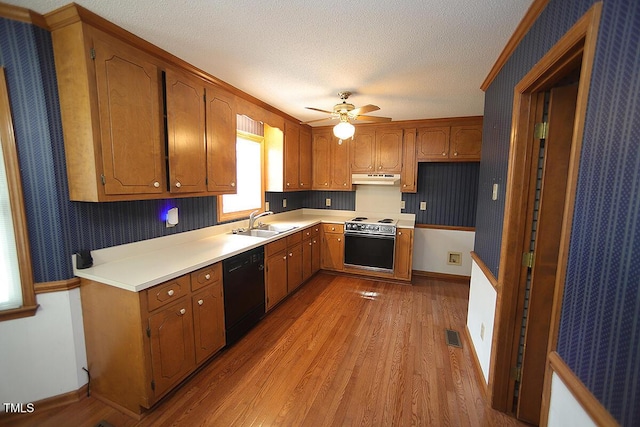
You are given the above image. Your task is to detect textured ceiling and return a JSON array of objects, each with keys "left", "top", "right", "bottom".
[{"left": 8, "top": 0, "right": 533, "bottom": 124}]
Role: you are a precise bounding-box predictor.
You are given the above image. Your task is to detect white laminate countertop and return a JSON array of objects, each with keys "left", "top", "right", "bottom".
[{"left": 73, "top": 209, "right": 415, "bottom": 293}]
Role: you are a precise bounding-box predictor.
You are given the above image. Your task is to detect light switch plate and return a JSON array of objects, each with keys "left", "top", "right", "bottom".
[
  {"left": 325, "top": 198, "right": 331, "bottom": 207},
  {"left": 400, "top": 200, "right": 406, "bottom": 209},
  {"left": 265, "top": 201, "right": 270, "bottom": 211},
  {"left": 282, "top": 199, "right": 287, "bottom": 208},
  {"left": 420, "top": 201, "right": 427, "bottom": 210}
]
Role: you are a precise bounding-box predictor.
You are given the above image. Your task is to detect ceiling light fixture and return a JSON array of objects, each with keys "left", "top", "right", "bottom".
[{"left": 333, "top": 115, "right": 355, "bottom": 141}]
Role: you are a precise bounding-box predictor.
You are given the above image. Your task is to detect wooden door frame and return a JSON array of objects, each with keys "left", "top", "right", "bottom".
[{"left": 487, "top": 2, "right": 602, "bottom": 414}]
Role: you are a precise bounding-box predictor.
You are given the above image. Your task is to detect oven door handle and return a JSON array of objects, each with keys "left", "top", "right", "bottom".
[{"left": 344, "top": 232, "right": 395, "bottom": 240}]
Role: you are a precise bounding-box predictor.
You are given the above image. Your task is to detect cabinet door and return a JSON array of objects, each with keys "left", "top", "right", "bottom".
[
  {"left": 321, "top": 233, "right": 344, "bottom": 271},
  {"left": 311, "top": 237, "right": 321, "bottom": 274},
  {"left": 206, "top": 86, "right": 237, "bottom": 193},
  {"left": 93, "top": 34, "right": 165, "bottom": 196},
  {"left": 303, "top": 238, "right": 313, "bottom": 282},
  {"left": 417, "top": 127, "right": 450, "bottom": 161},
  {"left": 148, "top": 298, "right": 195, "bottom": 397},
  {"left": 450, "top": 125, "right": 482, "bottom": 161},
  {"left": 287, "top": 243, "right": 304, "bottom": 292},
  {"left": 299, "top": 127, "right": 312, "bottom": 189},
  {"left": 376, "top": 128, "right": 403, "bottom": 173},
  {"left": 401, "top": 128, "right": 417, "bottom": 192},
  {"left": 312, "top": 130, "right": 331, "bottom": 189},
  {"left": 350, "top": 128, "right": 376, "bottom": 173},
  {"left": 394, "top": 229, "right": 414, "bottom": 280},
  {"left": 330, "top": 137, "right": 351, "bottom": 189},
  {"left": 284, "top": 121, "right": 300, "bottom": 191},
  {"left": 192, "top": 282, "right": 225, "bottom": 364},
  {"left": 266, "top": 251, "right": 288, "bottom": 311},
  {"left": 165, "top": 68, "right": 207, "bottom": 193}
]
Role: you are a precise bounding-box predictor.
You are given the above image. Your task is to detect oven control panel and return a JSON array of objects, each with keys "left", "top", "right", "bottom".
[{"left": 345, "top": 222, "right": 396, "bottom": 235}]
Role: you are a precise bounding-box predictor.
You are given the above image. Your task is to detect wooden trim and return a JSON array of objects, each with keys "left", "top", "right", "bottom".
[
  {"left": 43, "top": 3, "right": 301, "bottom": 126},
  {"left": 415, "top": 223, "right": 475, "bottom": 232},
  {"left": 470, "top": 251, "right": 498, "bottom": 291},
  {"left": 0, "top": 384, "right": 88, "bottom": 421},
  {"left": 464, "top": 325, "right": 488, "bottom": 398},
  {"left": 0, "top": 67, "right": 38, "bottom": 322},
  {"left": 489, "top": 3, "right": 602, "bottom": 413},
  {"left": 34, "top": 278, "right": 82, "bottom": 294},
  {"left": 412, "top": 270, "right": 470, "bottom": 283},
  {"left": 0, "top": 2, "right": 48, "bottom": 29},
  {"left": 481, "top": 0, "right": 550, "bottom": 91},
  {"left": 314, "top": 115, "right": 483, "bottom": 132},
  {"left": 541, "top": 352, "right": 619, "bottom": 427}
]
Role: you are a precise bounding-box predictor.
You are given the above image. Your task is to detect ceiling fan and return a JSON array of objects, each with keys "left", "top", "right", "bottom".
[{"left": 302, "top": 91, "right": 392, "bottom": 140}]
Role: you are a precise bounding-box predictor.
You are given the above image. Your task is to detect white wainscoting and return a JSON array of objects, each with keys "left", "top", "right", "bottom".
[
  {"left": 412, "top": 228, "right": 475, "bottom": 276},
  {"left": 466, "top": 260, "right": 497, "bottom": 383},
  {"left": 0, "top": 288, "right": 87, "bottom": 404},
  {"left": 547, "top": 371, "right": 597, "bottom": 427}
]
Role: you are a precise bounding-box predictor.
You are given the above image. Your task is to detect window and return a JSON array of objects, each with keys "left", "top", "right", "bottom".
[
  {"left": 0, "top": 68, "right": 37, "bottom": 321},
  {"left": 217, "top": 131, "right": 265, "bottom": 222}
]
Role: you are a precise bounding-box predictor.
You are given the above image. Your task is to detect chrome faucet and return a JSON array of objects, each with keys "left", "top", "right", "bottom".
[{"left": 248, "top": 210, "right": 273, "bottom": 230}]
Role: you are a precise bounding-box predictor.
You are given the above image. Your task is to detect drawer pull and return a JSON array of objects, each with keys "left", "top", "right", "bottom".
[
  {"left": 205, "top": 273, "right": 211, "bottom": 280},
  {"left": 283, "top": 256, "right": 287, "bottom": 260},
  {"left": 337, "top": 238, "right": 341, "bottom": 242},
  {"left": 153, "top": 181, "right": 160, "bottom": 188},
  {"left": 230, "top": 182, "right": 235, "bottom": 187},
  {"left": 179, "top": 308, "right": 186, "bottom": 315},
  {"left": 198, "top": 299, "right": 204, "bottom": 306},
  {"left": 167, "top": 289, "right": 175, "bottom": 297},
  {"left": 309, "top": 242, "right": 312, "bottom": 246},
  {"left": 289, "top": 253, "right": 293, "bottom": 257},
  {"left": 175, "top": 181, "right": 181, "bottom": 188}
]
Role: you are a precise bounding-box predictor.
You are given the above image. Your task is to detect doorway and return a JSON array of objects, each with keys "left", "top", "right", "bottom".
[{"left": 487, "top": 3, "right": 602, "bottom": 425}]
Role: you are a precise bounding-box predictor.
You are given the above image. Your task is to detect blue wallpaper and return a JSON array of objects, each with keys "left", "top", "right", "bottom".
[
  {"left": 476, "top": 0, "right": 640, "bottom": 424},
  {"left": 402, "top": 162, "right": 479, "bottom": 227}
]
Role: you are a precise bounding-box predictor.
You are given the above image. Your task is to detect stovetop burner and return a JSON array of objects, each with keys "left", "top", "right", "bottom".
[
  {"left": 351, "top": 217, "right": 368, "bottom": 222},
  {"left": 378, "top": 218, "right": 394, "bottom": 223}
]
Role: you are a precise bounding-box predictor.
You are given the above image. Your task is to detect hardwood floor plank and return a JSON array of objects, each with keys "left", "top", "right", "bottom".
[{"left": 3, "top": 273, "right": 531, "bottom": 427}]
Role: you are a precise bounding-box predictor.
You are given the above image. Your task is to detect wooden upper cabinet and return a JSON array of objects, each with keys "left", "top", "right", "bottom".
[
  {"left": 400, "top": 128, "right": 417, "bottom": 193},
  {"left": 351, "top": 128, "right": 403, "bottom": 173},
  {"left": 351, "top": 129, "right": 376, "bottom": 173},
  {"left": 299, "top": 127, "right": 312, "bottom": 189},
  {"left": 417, "top": 123, "right": 482, "bottom": 162},
  {"left": 312, "top": 129, "right": 331, "bottom": 189},
  {"left": 331, "top": 137, "right": 351, "bottom": 189},
  {"left": 450, "top": 125, "right": 482, "bottom": 160},
  {"left": 284, "top": 121, "right": 301, "bottom": 190},
  {"left": 205, "top": 86, "right": 237, "bottom": 193},
  {"left": 417, "top": 126, "right": 450, "bottom": 160},
  {"left": 375, "top": 128, "right": 403, "bottom": 172},
  {"left": 165, "top": 68, "right": 207, "bottom": 194}
]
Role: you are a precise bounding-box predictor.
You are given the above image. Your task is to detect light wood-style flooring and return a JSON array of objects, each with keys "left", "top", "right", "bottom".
[{"left": 4, "top": 273, "right": 529, "bottom": 427}]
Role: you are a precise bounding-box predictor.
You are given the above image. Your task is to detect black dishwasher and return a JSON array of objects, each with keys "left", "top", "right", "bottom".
[{"left": 223, "top": 246, "right": 265, "bottom": 345}]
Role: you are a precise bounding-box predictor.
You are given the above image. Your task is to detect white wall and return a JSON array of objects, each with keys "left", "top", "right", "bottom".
[
  {"left": 466, "top": 260, "right": 497, "bottom": 383},
  {"left": 0, "top": 289, "right": 87, "bottom": 404},
  {"left": 547, "top": 371, "right": 597, "bottom": 427},
  {"left": 412, "top": 228, "right": 475, "bottom": 276}
]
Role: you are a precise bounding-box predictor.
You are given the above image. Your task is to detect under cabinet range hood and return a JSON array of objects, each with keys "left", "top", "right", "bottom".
[{"left": 351, "top": 173, "right": 400, "bottom": 185}]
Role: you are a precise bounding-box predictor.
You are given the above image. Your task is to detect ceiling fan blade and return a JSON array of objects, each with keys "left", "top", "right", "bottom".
[
  {"left": 350, "top": 104, "right": 380, "bottom": 116},
  {"left": 305, "top": 107, "right": 334, "bottom": 114},
  {"left": 353, "top": 115, "right": 392, "bottom": 123},
  {"left": 300, "top": 117, "right": 337, "bottom": 124}
]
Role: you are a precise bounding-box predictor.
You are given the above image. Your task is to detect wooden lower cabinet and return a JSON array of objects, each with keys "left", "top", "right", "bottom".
[
  {"left": 265, "top": 244, "right": 288, "bottom": 311},
  {"left": 79, "top": 263, "right": 225, "bottom": 416},
  {"left": 321, "top": 224, "right": 344, "bottom": 271},
  {"left": 394, "top": 228, "right": 414, "bottom": 281}
]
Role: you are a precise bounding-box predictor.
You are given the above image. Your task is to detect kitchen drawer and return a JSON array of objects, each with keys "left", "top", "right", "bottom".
[
  {"left": 265, "top": 238, "right": 287, "bottom": 257},
  {"left": 301, "top": 226, "right": 316, "bottom": 240},
  {"left": 322, "top": 223, "right": 344, "bottom": 234},
  {"left": 146, "top": 274, "right": 190, "bottom": 312},
  {"left": 286, "top": 230, "right": 303, "bottom": 246},
  {"left": 190, "top": 262, "right": 222, "bottom": 292}
]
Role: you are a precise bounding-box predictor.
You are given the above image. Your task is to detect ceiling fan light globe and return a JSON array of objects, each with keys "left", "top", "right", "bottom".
[{"left": 333, "top": 121, "right": 355, "bottom": 140}]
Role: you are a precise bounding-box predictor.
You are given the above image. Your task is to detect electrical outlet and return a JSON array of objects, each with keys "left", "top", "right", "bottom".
[
  {"left": 447, "top": 251, "right": 462, "bottom": 266},
  {"left": 400, "top": 200, "right": 406, "bottom": 209},
  {"left": 480, "top": 323, "right": 485, "bottom": 340},
  {"left": 492, "top": 183, "right": 499, "bottom": 201},
  {"left": 420, "top": 201, "right": 427, "bottom": 210},
  {"left": 265, "top": 201, "right": 270, "bottom": 211},
  {"left": 325, "top": 198, "right": 331, "bottom": 207},
  {"left": 282, "top": 199, "right": 287, "bottom": 208}
]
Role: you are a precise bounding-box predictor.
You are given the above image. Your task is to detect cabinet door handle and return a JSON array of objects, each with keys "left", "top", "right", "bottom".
[
  {"left": 442, "top": 152, "right": 446, "bottom": 156},
  {"left": 205, "top": 273, "right": 211, "bottom": 280},
  {"left": 337, "top": 238, "right": 341, "bottom": 242},
  {"left": 309, "top": 242, "right": 312, "bottom": 246},
  {"left": 153, "top": 181, "right": 160, "bottom": 188},
  {"left": 403, "top": 184, "right": 407, "bottom": 188},
  {"left": 167, "top": 289, "right": 175, "bottom": 296},
  {"left": 398, "top": 231, "right": 403, "bottom": 235},
  {"left": 283, "top": 256, "right": 287, "bottom": 260},
  {"left": 289, "top": 253, "right": 293, "bottom": 257},
  {"left": 198, "top": 299, "right": 204, "bottom": 306},
  {"left": 230, "top": 182, "right": 235, "bottom": 187},
  {"left": 175, "top": 181, "right": 181, "bottom": 188},
  {"left": 324, "top": 182, "right": 328, "bottom": 186},
  {"left": 453, "top": 152, "right": 458, "bottom": 156},
  {"left": 286, "top": 182, "right": 290, "bottom": 187},
  {"left": 300, "top": 182, "right": 304, "bottom": 186},
  {"left": 179, "top": 308, "right": 186, "bottom": 315},
  {"left": 378, "top": 165, "right": 382, "bottom": 170}
]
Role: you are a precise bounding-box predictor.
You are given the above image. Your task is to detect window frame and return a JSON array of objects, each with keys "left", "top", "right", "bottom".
[
  {"left": 0, "top": 67, "right": 38, "bottom": 321},
  {"left": 216, "top": 130, "right": 266, "bottom": 223}
]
